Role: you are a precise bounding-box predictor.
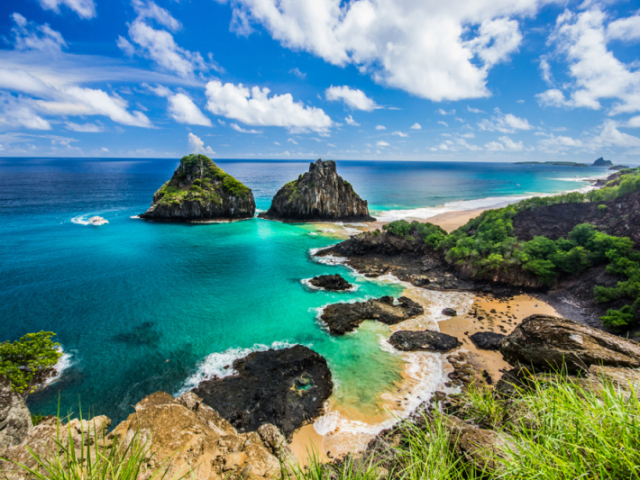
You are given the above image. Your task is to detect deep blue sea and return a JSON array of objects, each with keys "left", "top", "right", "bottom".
[{"left": 0, "top": 158, "right": 609, "bottom": 429}]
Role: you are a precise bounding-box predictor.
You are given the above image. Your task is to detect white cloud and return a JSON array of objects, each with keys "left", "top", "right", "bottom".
[
  {"left": 327, "top": 143, "right": 337, "bottom": 147},
  {"left": 538, "top": 9, "right": 640, "bottom": 115},
  {"left": 287, "top": 138, "right": 298, "bottom": 144},
  {"left": 148, "top": 85, "right": 212, "bottom": 126},
  {"left": 392, "top": 131, "right": 408, "bottom": 137},
  {"left": 101, "top": 147, "right": 109, "bottom": 152},
  {"left": 0, "top": 93, "right": 51, "bottom": 130},
  {"left": 375, "top": 125, "right": 386, "bottom": 130},
  {"left": 289, "top": 68, "right": 306, "bottom": 79},
  {"left": 432, "top": 137, "right": 482, "bottom": 152},
  {"left": 539, "top": 57, "right": 552, "bottom": 85},
  {"left": 230, "top": 123, "right": 262, "bottom": 133},
  {"left": 410, "top": 123, "right": 422, "bottom": 130},
  {"left": 37, "top": 0, "right": 96, "bottom": 19},
  {"left": 345, "top": 115, "right": 360, "bottom": 126},
  {"left": 537, "top": 120, "right": 640, "bottom": 153},
  {"left": 274, "top": 141, "right": 280, "bottom": 145},
  {"left": 438, "top": 121, "right": 448, "bottom": 127},
  {"left": 205, "top": 80, "right": 332, "bottom": 133},
  {"left": 11, "top": 13, "right": 66, "bottom": 53},
  {"left": 478, "top": 108, "right": 532, "bottom": 133},
  {"left": 188, "top": 132, "right": 215, "bottom": 154},
  {"left": 607, "top": 14, "right": 640, "bottom": 43},
  {"left": 629, "top": 116, "right": 640, "bottom": 128},
  {"left": 132, "top": 0, "right": 181, "bottom": 32},
  {"left": 485, "top": 135, "right": 523, "bottom": 151},
  {"left": 467, "top": 106, "right": 485, "bottom": 113},
  {"left": 65, "top": 121, "right": 103, "bottom": 132},
  {"left": 325, "top": 85, "right": 378, "bottom": 111},
  {"left": 376, "top": 140, "right": 389, "bottom": 146},
  {"left": 220, "top": 0, "right": 543, "bottom": 101},
  {"left": 438, "top": 109, "right": 455, "bottom": 115}
]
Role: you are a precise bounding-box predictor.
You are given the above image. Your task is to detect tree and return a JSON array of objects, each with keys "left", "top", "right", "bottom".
[{"left": 0, "top": 331, "right": 62, "bottom": 395}]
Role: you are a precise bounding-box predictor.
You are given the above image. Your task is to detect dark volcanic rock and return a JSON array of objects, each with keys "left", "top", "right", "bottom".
[
  {"left": 500, "top": 314, "right": 640, "bottom": 372},
  {"left": 308, "top": 274, "right": 353, "bottom": 291},
  {"left": 513, "top": 190, "right": 640, "bottom": 245},
  {"left": 0, "top": 375, "right": 33, "bottom": 455},
  {"left": 258, "top": 159, "right": 374, "bottom": 222},
  {"left": 320, "top": 296, "right": 424, "bottom": 335},
  {"left": 592, "top": 157, "right": 613, "bottom": 167},
  {"left": 192, "top": 345, "right": 332, "bottom": 439},
  {"left": 442, "top": 308, "right": 457, "bottom": 317},
  {"left": 469, "top": 332, "right": 505, "bottom": 351},
  {"left": 389, "top": 330, "right": 462, "bottom": 352},
  {"left": 140, "top": 154, "right": 255, "bottom": 222}
]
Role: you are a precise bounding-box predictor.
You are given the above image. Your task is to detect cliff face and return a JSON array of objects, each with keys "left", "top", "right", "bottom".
[
  {"left": 140, "top": 154, "right": 256, "bottom": 221},
  {"left": 259, "top": 159, "right": 374, "bottom": 222}
]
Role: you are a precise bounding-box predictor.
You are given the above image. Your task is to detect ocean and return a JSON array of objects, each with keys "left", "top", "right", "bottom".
[{"left": 0, "top": 158, "right": 609, "bottom": 436}]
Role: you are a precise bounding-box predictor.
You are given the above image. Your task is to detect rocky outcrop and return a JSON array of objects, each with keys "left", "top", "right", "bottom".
[
  {"left": 389, "top": 330, "right": 461, "bottom": 352},
  {"left": 500, "top": 314, "right": 640, "bottom": 372},
  {"left": 470, "top": 332, "right": 505, "bottom": 351},
  {"left": 308, "top": 274, "right": 353, "bottom": 291},
  {"left": 140, "top": 154, "right": 255, "bottom": 222},
  {"left": 0, "top": 376, "right": 32, "bottom": 455},
  {"left": 111, "top": 392, "right": 285, "bottom": 480},
  {"left": 258, "top": 159, "right": 374, "bottom": 222},
  {"left": 592, "top": 157, "right": 613, "bottom": 167},
  {"left": 320, "top": 296, "right": 424, "bottom": 335},
  {"left": 192, "top": 345, "right": 332, "bottom": 439},
  {"left": 442, "top": 308, "right": 457, "bottom": 317}
]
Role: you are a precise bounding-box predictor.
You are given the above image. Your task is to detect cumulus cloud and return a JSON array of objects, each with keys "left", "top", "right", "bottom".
[
  {"left": 217, "top": 0, "right": 544, "bottom": 101},
  {"left": 485, "top": 135, "right": 523, "bottom": 151},
  {"left": 11, "top": 13, "right": 66, "bottom": 53},
  {"left": 538, "top": 9, "right": 640, "bottom": 115},
  {"left": 345, "top": 115, "right": 360, "bottom": 126},
  {"left": 205, "top": 80, "right": 332, "bottom": 133},
  {"left": 0, "top": 93, "right": 51, "bottom": 130},
  {"left": 375, "top": 125, "right": 386, "bottom": 130},
  {"left": 149, "top": 85, "right": 212, "bottom": 126},
  {"left": 230, "top": 123, "right": 261, "bottom": 133},
  {"left": 37, "top": 0, "right": 95, "bottom": 19},
  {"left": 376, "top": 140, "right": 389, "bottom": 146},
  {"left": 467, "top": 106, "right": 485, "bottom": 113},
  {"left": 410, "top": 123, "right": 422, "bottom": 130},
  {"left": 188, "top": 132, "right": 215, "bottom": 154},
  {"left": 325, "top": 86, "right": 378, "bottom": 111},
  {"left": 538, "top": 120, "right": 640, "bottom": 153},
  {"left": 478, "top": 108, "right": 532, "bottom": 133},
  {"left": 431, "top": 137, "right": 482, "bottom": 152}
]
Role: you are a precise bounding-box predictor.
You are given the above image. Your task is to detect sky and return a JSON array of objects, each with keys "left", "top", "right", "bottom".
[{"left": 0, "top": 0, "right": 639, "bottom": 162}]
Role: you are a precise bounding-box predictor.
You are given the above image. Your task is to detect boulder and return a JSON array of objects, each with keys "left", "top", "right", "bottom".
[
  {"left": 0, "top": 376, "right": 32, "bottom": 455},
  {"left": 389, "top": 330, "right": 462, "bottom": 352},
  {"left": 308, "top": 274, "right": 353, "bottom": 291},
  {"left": 470, "top": 332, "right": 505, "bottom": 351},
  {"left": 258, "top": 159, "right": 375, "bottom": 222},
  {"left": 442, "top": 308, "right": 457, "bottom": 317},
  {"left": 321, "top": 296, "right": 424, "bottom": 335},
  {"left": 140, "top": 154, "right": 255, "bottom": 221},
  {"left": 192, "top": 345, "right": 332, "bottom": 439},
  {"left": 500, "top": 315, "right": 640, "bottom": 372}
]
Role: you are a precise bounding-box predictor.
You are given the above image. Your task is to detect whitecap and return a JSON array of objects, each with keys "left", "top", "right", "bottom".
[{"left": 45, "top": 348, "right": 73, "bottom": 385}]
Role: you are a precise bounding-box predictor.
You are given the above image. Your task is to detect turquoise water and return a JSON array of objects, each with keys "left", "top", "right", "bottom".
[{"left": 0, "top": 158, "right": 608, "bottom": 423}]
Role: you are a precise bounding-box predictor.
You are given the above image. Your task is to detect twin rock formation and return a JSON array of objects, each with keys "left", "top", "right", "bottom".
[{"left": 141, "top": 157, "right": 374, "bottom": 223}]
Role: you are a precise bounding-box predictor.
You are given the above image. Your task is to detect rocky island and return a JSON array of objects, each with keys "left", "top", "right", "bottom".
[
  {"left": 258, "top": 159, "right": 374, "bottom": 222},
  {"left": 140, "top": 154, "right": 256, "bottom": 222}
]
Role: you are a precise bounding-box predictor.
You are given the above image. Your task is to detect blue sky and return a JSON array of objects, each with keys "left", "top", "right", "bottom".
[{"left": 0, "top": 0, "right": 639, "bottom": 162}]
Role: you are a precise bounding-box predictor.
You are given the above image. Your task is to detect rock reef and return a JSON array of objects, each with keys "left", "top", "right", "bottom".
[
  {"left": 140, "top": 154, "right": 255, "bottom": 222},
  {"left": 388, "top": 330, "right": 462, "bottom": 352},
  {"left": 320, "top": 296, "right": 424, "bottom": 335},
  {"left": 308, "top": 274, "right": 353, "bottom": 291},
  {"left": 259, "top": 159, "right": 374, "bottom": 222},
  {"left": 192, "top": 345, "right": 332, "bottom": 439}
]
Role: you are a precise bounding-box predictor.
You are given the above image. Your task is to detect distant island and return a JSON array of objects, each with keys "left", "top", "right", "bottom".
[{"left": 514, "top": 157, "right": 615, "bottom": 168}]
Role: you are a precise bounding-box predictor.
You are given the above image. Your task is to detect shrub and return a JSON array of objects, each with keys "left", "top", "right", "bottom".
[{"left": 0, "top": 332, "right": 62, "bottom": 395}]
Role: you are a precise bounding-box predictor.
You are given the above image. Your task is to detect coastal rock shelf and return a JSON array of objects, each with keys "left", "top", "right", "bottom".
[
  {"left": 140, "top": 154, "right": 256, "bottom": 222},
  {"left": 388, "top": 330, "right": 462, "bottom": 353},
  {"left": 192, "top": 345, "right": 332, "bottom": 439},
  {"left": 308, "top": 274, "right": 353, "bottom": 291},
  {"left": 320, "top": 296, "right": 424, "bottom": 335},
  {"left": 259, "top": 159, "right": 374, "bottom": 222}
]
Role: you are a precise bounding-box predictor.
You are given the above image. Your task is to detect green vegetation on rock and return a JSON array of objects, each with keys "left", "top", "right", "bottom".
[
  {"left": 380, "top": 168, "right": 640, "bottom": 329},
  {"left": 156, "top": 154, "right": 250, "bottom": 206},
  {"left": 0, "top": 331, "right": 62, "bottom": 395}
]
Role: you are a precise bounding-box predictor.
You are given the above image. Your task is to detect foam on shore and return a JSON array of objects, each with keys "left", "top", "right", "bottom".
[
  {"left": 178, "top": 340, "right": 298, "bottom": 395},
  {"left": 45, "top": 348, "right": 73, "bottom": 385}
]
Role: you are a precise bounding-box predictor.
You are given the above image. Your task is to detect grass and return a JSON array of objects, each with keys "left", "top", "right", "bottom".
[{"left": 291, "top": 371, "right": 640, "bottom": 480}]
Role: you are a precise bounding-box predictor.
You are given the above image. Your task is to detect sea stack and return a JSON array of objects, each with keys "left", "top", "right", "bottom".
[
  {"left": 258, "top": 159, "right": 375, "bottom": 222},
  {"left": 140, "top": 154, "right": 255, "bottom": 222}
]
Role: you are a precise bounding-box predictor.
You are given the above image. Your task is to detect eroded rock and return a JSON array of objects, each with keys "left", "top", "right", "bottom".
[
  {"left": 308, "top": 274, "right": 353, "bottom": 291},
  {"left": 389, "top": 330, "right": 461, "bottom": 352},
  {"left": 470, "top": 332, "right": 505, "bottom": 351},
  {"left": 500, "top": 314, "right": 640, "bottom": 372},
  {"left": 0, "top": 376, "right": 33, "bottom": 456}
]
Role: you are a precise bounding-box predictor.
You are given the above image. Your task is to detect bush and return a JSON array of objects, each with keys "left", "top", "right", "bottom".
[{"left": 0, "top": 332, "right": 62, "bottom": 395}]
